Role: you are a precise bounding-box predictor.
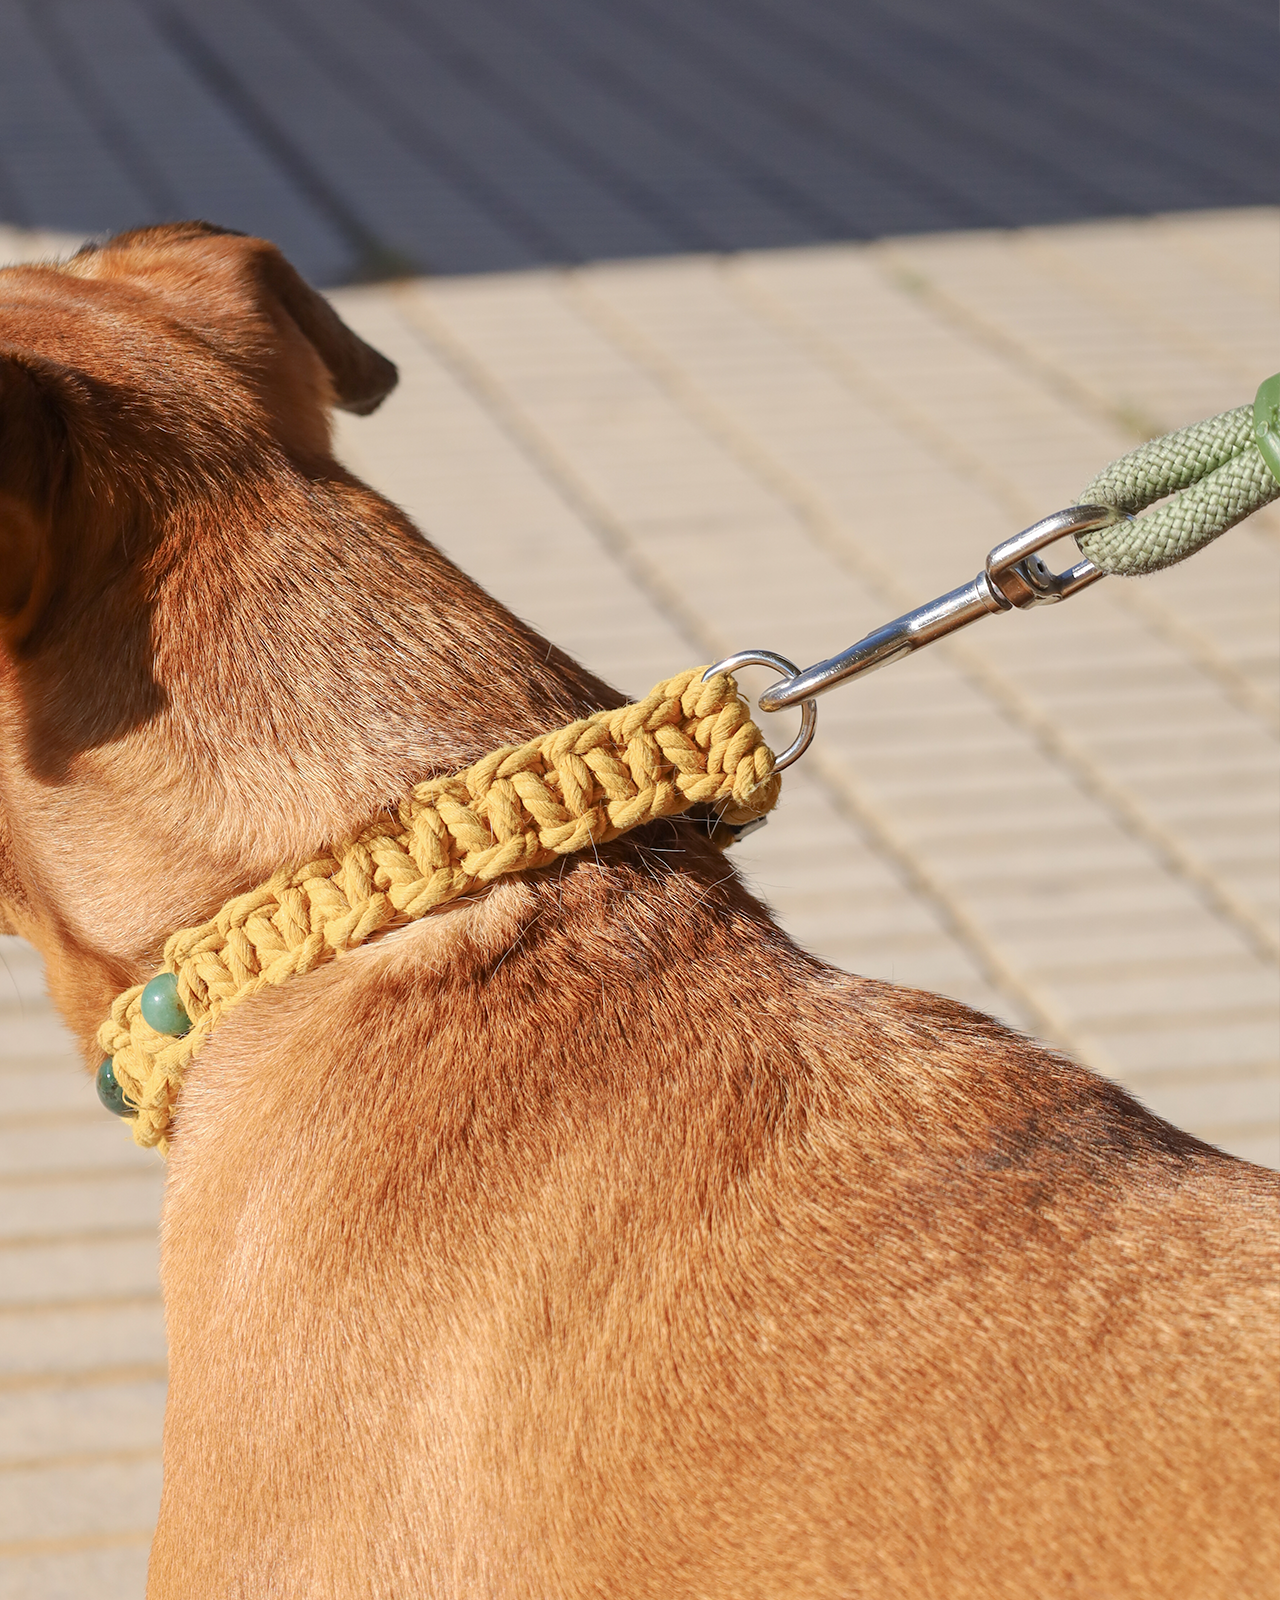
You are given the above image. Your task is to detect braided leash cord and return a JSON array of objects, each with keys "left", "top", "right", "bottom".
[
  {"left": 1076, "top": 399, "right": 1280, "bottom": 576},
  {"left": 98, "top": 668, "right": 781, "bottom": 1154}
]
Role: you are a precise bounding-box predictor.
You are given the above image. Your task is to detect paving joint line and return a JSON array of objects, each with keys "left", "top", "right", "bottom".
[
  {"left": 0, "top": 1531, "right": 153, "bottom": 1560},
  {"left": 800, "top": 746, "right": 1068, "bottom": 1043},
  {"left": 1086, "top": 578, "right": 1279, "bottom": 735},
  {"left": 1115, "top": 1059, "right": 1280, "bottom": 1090},
  {"left": 567, "top": 265, "right": 1279, "bottom": 970},
  {"left": 966, "top": 1001, "right": 1280, "bottom": 1037},
  {"left": 730, "top": 252, "right": 1045, "bottom": 530},
  {"left": 0, "top": 1365, "right": 168, "bottom": 1397},
  {"left": 0, "top": 1164, "right": 161, "bottom": 1190},
  {"left": 1185, "top": 1119, "right": 1280, "bottom": 1143},
  {"left": 0, "top": 1446, "right": 162, "bottom": 1476},
  {"left": 0, "top": 1165, "right": 162, "bottom": 1188},
  {"left": 944, "top": 634, "right": 1279, "bottom": 965},
  {"left": 0, "top": 1227, "right": 159, "bottom": 1251},
  {"left": 0, "top": 1292, "right": 162, "bottom": 1319},
  {"left": 0, "top": 1110, "right": 110, "bottom": 1132},
  {"left": 0, "top": 1054, "right": 89, "bottom": 1070}
]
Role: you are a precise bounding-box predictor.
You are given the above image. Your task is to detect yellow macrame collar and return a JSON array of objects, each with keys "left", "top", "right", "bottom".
[{"left": 97, "top": 668, "right": 781, "bottom": 1154}]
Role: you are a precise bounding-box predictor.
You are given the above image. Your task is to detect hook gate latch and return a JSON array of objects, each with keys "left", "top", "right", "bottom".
[{"left": 755, "top": 504, "right": 1124, "bottom": 713}]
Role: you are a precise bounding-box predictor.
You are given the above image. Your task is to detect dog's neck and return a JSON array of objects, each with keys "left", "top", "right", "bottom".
[{"left": 2, "top": 475, "right": 621, "bottom": 1059}]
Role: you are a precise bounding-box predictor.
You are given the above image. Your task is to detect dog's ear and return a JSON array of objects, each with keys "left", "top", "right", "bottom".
[
  {"left": 0, "top": 352, "right": 71, "bottom": 645},
  {"left": 81, "top": 223, "right": 398, "bottom": 418},
  {"left": 251, "top": 244, "right": 398, "bottom": 417}
]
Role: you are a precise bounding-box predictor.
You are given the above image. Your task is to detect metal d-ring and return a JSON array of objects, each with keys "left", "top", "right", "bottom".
[{"left": 703, "top": 650, "right": 818, "bottom": 771}]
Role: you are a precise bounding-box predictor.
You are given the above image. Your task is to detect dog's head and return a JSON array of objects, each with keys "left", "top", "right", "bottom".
[
  {"left": 0, "top": 223, "right": 610, "bottom": 1052},
  {"left": 0, "top": 223, "right": 404, "bottom": 1031},
  {"left": 0, "top": 221, "right": 396, "bottom": 645}
]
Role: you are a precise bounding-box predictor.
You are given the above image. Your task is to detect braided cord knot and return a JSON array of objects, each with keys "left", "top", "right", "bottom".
[{"left": 97, "top": 668, "right": 781, "bottom": 1153}]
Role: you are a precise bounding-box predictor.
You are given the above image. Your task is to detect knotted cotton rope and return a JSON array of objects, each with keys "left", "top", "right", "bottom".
[
  {"left": 98, "top": 668, "right": 781, "bottom": 1153},
  {"left": 1076, "top": 391, "right": 1280, "bottom": 575}
]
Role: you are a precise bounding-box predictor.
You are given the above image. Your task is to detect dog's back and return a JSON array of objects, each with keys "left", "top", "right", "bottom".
[{"left": 153, "top": 843, "right": 1279, "bottom": 1598}]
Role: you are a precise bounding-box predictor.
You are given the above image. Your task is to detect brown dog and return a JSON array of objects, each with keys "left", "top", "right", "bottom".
[{"left": 0, "top": 223, "right": 1275, "bottom": 1598}]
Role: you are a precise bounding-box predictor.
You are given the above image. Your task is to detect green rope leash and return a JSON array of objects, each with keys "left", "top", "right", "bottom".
[{"left": 1075, "top": 374, "right": 1280, "bottom": 576}]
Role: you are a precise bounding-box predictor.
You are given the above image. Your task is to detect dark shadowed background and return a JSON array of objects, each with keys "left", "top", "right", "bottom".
[{"left": 0, "top": 0, "right": 1274, "bottom": 282}]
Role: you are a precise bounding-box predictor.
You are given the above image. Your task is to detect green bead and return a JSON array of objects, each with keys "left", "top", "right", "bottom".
[
  {"left": 1254, "top": 372, "right": 1280, "bottom": 487},
  {"left": 140, "top": 972, "right": 191, "bottom": 1037},
  {"left": 96, "top": 1057, "right": 134, "bottom": 1118}
]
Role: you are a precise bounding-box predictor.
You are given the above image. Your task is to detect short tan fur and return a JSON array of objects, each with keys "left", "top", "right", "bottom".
[{"left": 0, "top": 225, "right": 1274, "bottom": 1599}]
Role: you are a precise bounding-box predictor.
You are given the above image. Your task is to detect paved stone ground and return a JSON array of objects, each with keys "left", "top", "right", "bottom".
[{"left": 0, "top": 204, "right": 1277, "bottom": 1591}]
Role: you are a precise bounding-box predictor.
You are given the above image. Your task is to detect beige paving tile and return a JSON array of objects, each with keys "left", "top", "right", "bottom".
[
  {"left": 0, "top": 1305, "right": 166, "bottom": 1386},
  {"left": 0, "top": 1016, "right": 82, "bottom": 1065},
  {"left": 0, "top": 939, "right": 165, "bottom": 1591},
  {"left": 953, "top": 870, "right": 1207, "bottom": 926},
  {"left": 0, "top": 1240, "right": 161, "bottom": 1312},
  {"left": 0, "top": 950, "right": 50, "bottom": 1009},
  {"left": 0, "top": 1382, "right": 167, "bottom": 1467},
  {"left": 1123, "top": 1072, "right": 1280, "bottom": 1137},
  {"left": 1155, "top": 210, "right": 1280, "bottom": 300},
  {"left": 0, "top": 229, "right": 86, "bottom": 268},
  {"left": 732, "top": 246, "right": 1124, "bottom": 516},
  {"left": 0, "top": 1459, "right": 162, "bottom": 1546},
  {"left": 0, "top": 1122, "right": 158, "bottom": 1182},
  {"left": 0, "top": 1546, "right": 151, "bottom": 1598},
  {"left": 1081, "top": 1019, "right": 1278, "bottom": 1079},
  {"left": 1216, "top": 1129, "right": 1280, "bottom": 1170},
  {"left": 979, "top": 906, "right": 1253, "bottom": 973},
  {"left": 885, "top": 226, "right": 1256, "bottom": 429},
  {"left": 0, "top": 1072, "right": 101, "bottom": 1119},
  {"left": 0, "top": 1176, "right": 163, "bottom": 1246},
  {"left": 1023, "top": 214, "right": 1280, "bottom": 386},
  {"left": 1047, "top": 964, "right": 1279, "bottom": 1030}
]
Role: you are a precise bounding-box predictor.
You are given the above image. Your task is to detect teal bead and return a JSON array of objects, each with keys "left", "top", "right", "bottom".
[
  {"left": 140, "top": 971, "right": 191, "bottom": 1037},
  {"left": 96, "top": 1057, "right": 134, "bottom": 1118}
]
